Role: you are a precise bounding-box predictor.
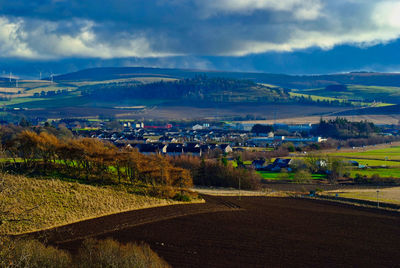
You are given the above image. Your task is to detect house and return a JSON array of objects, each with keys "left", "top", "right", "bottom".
[
  {"left": 165, "top": 143, "right": 183, "bottom": 156},
  {"left": 185, "top": 142, "right": 200, "bottom": 149},
  {"left": 252, "top": 159, "right": 266, "bottom": 169},
  {"left": 184, "top": 147, "right": 202, "bottom": 157},
  {"left": 265, "top": 158, "right": 292, "bottom": 172},
  {"left": 316, "top": 160, "right": 327, "bottom": 168},
  {"left": 192, "top": 124, "right": 203, "bottom": 130},
  {"left": 134, "top": 144, "right": 160, "bottom": 155},
  {"left": 273, "top": 158, "right": 292, "bottom": 168},
  {"left": 219, "top": 144, "right": 233, "bottom": 153},
  {"left": 200, "top": 144, "right": 211, "bottom": 154},
  {"left": 159, "top": 136, "right": 178, "bottom": 143}
]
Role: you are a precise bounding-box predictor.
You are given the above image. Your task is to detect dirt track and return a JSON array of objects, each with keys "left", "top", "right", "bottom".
[{"left": 34, "top": 196, "right": 400, "bottom": 268}]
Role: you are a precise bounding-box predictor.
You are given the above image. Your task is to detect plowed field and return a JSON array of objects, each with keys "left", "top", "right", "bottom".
[{"left": 35, "top": 196, "right": 400, "bottom": 268}]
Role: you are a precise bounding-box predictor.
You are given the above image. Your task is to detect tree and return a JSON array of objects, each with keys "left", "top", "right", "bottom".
[
  {"left": 278, "top": 169, "right": 290, "bottom": 180},
  {"left": 327, "top": 157, "right": 345, "bottom": 184},
  {"left": 19, "top": 118, "right": 30, "bottom": 127},
  {"left": 282, "top": 142, "right": 295, "bottom": 152},
  {"left": 293, "top": 169, "right": 312, "bottom": 184}
]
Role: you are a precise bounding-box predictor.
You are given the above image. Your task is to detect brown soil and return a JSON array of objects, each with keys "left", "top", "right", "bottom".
[{"left": 31, "top": 196, "right": 400, "bottom": 268}]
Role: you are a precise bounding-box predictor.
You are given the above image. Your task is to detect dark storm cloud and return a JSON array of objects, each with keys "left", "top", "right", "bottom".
[{"left": 0, "top": 0, "right": 400, "bottom": 59}]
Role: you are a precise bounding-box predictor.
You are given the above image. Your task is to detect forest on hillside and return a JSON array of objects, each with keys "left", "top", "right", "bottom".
[
  {"left": 79, "top": 76, "right": 354, "bottom": 106},
  {"left": 80, "top": 75, "right": 289, "bottom": 103}
]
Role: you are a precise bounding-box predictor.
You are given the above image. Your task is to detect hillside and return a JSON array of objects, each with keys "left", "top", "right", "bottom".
[
  {"left": 81, "top": 76, "right": 293, "bottom": 104},
  {"left": 0, "top": 174, "right": 186, "bottom": 234},
  {"left": 0, "top": 67, "right": 398, "bottom": 120},
  {"left": 53, "top": 67, "right": 400, "bottom": 89}
]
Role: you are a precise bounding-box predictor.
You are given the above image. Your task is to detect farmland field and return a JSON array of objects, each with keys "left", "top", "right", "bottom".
[
  {"left": 257, "top": 171, "right": 326, "bottom": 180},
  {"left": 288, "top": 91, "right": 385, "bottom": 106},
  {"left": 40, "top": 196, "right": 400, "bottom": 268},
  {"left": 349, "top": 168, "right": 400, "bottom": 178},
  {"left": 325, "top": 187, "right": 400, "bottom": 204},
  {"left": 329, "top": 146, "right": 400, "bottom": 161},
  {"left": 301, "top": 85, "right": 400, "bottom": 104},
  {"left": 346, "top": 158, "right": 400, "bottom": 167}
]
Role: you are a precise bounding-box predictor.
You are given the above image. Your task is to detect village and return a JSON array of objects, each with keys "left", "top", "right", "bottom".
[{"left": 56, "top": 119, "right": 330, "bottom": 157}]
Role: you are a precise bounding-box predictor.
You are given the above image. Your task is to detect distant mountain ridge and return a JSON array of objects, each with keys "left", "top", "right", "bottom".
[{"left": 54, "top": 67, "right": 400, "bottom": 89}]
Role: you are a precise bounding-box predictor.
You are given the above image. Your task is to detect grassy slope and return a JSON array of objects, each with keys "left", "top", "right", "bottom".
[
  {"left": 301, "top": 85, "right": 399, "bottom": 104},
  {"left": 0, "top": 174, "right": 192, "bottom": 235}
]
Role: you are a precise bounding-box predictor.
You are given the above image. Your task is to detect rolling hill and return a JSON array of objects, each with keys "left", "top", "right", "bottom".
[
  {"left": 0, "top": 67, "right": 398, "bottom": 121},
  {"left": 80, "top": 76, "right": 294, "bottom": 104},
  {"left": 53, "top": 67, "right": 400, "bottom": 89}
]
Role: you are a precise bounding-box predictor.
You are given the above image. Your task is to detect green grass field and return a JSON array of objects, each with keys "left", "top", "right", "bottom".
[
  {"left": 344, "top": 158, "right": 400, "bottom": 167},
  {"left": 330, "top": 146, "right": 400, "bottom": 161},
  {"left": 0, "top": 97, "right": 47, "bottom": 106},
  {"left": 300, "top": 85, "right": 399, "bottom": 105},
  {"left": 289, "top": 92, "right": 359, "bottom": 105},
  {"left": 257, "top": 171, "right": 326, "bottom": 181},
  {"left": 349, "top": 168, "right": 400, "bottom": 178}
]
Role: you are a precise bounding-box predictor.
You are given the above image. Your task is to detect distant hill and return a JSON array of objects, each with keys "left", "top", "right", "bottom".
[
  {"left": 54, "top": 67, "right": 400, "bottom": 89},
  {"left": 80, "top": 76, "right": 294, "bottom": 104}
]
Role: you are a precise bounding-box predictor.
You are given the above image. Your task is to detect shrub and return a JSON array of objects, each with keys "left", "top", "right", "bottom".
[
  {"left": 148, "top": 185, "right": 178, "bottom": 199},
  {"left": 371, "top": 174, "right": 381, "bottom": 181},
  {"left": 173, "top": 193, "right": 191, "bottom": 202},
  {"left": 293, "top": 169, "right": 312, "bottom": 184},
  {"left": 77, "top": 238, "right": 170, "bottom": 268},
  {"left": 0, "top": 238, "right": 72, "bottom": 268},
  {"left": 0, "top": 238, "right": 170, "bottom": 268},
  {"left": 277, "top": 169, "right": 290, "bottom": 180}
]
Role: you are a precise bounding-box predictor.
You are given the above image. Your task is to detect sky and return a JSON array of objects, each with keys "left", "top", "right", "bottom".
[{"left": 1, "top": 0, "right": 400, "bottom": 77}]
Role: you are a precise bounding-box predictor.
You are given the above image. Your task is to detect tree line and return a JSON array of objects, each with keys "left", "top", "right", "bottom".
[
  {"left": 2, "top": 130, "right": 192, "bottom": 190},
  {"left": 171, "top": 155, "right": 261, "bottom": 190},
  {"left": 311, "top": 117, "right": 380, "bottom": 139}
]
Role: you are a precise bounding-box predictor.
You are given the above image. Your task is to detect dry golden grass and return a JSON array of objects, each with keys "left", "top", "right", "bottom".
[
  {"left": 193, "top": 187, "right": 270, "bottom": 196},
  {"left": 325, "top": 187, "right": 400, "bottom": 205},
  {"left": 0, "top": 174, "right": 198, "bottom": 235}
]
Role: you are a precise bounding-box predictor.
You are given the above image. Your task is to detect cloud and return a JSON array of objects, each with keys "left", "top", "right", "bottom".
[
  {"left": 0, "top": 17, "right": 174, "bottom": 59},
  {"left": 197, "top": 0, "right": 323, "bottom": 20},
  {"left": 1, "top": 0, "right": 400, "bottom": 59}
]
